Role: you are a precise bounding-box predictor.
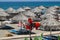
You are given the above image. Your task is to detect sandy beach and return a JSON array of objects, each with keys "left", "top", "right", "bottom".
[{"left": 0, "top": 24, "right": 60, "bottom": 40}]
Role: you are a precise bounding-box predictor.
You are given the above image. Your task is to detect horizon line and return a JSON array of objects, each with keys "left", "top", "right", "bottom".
[{"left": 0, "top": 1, "right": 60, "bottom": 2}]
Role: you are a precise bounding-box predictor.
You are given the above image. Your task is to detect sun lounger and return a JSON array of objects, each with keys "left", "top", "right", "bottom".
[
  {"left": 9, "top": 28, "right": 35, "bottom": 35},
  {"left": 9, "top": 29, "right": 18, "bottom": 34},
  {"left": 43, "top": 35, "right": 58, "bottom": 40}
]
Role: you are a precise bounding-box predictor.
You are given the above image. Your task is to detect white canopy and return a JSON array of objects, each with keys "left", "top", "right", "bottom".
[
  {"left": 0, "top": 12, "right": 9, "bottom": 16},
  {"left": 41, "top": 18, "right": 60, "bottom": 27},
  {"left": 0, "top": 8, "right": 5, "bottom": 12},
  {"left": 16, "top": 8, "right": 25, "bottom": 13},
  {"left": 39, "top": 6, "right": 45, "bottom": 9},
  {"left": 54, "top": 5, "right": 59, "bottom": 8},
  {"left": 24, "top": 7, "right": 31, "bottom": 10},
  {"left": 23, "top": 11, "right": 35, "bottom": 17},
  {"left": 32, "top": 7, "right": 42, "bottom": 13},
  {"left": 6, "top": 7, "right": 16, "bottom": 13},
  {"left": 12, "top": 13, "right": 28, "bottom": 21}
]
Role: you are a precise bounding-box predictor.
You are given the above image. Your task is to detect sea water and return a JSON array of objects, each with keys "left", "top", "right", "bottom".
[{"left": 0, "top": 2, "right": 60, "bottom": 9}]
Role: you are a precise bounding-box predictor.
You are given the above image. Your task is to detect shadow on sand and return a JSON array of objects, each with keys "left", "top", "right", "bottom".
[{"left": 0, "top": 26, "right": 14, "bottom": 30}]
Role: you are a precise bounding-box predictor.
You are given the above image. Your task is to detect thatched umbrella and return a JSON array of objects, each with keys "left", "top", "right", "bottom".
[
  {"left": 6, "top": 7, "right": 18, "bottom": 19},
  {"left": 23, "top": 11, "right": 35, "bottom": 18},
  {"left": 41, "top": 18, "right": 60, "bottom": 35},
  {"left": 32, "top": 7, "right": 42, "bottom": 13},
  {"left": 58, "top": 14, "right": 60, "bottom": 20},
  {"left": 0, "top": 12, "right": 9, "bottom": 16},
  {"left": 0, "top": 8, "right": 9, "bottom": 20},
  {"left": 6, "top": 7, "right": 17, "bottom": 13},
  {"left": 24, "top": 7, "right": 31, "bottom": 11},
  {"left": 0, "top": 9, "right": 9, "bottom": 20},
  {"left": 12, "top": 13, "right": 28, "bottom": 21},
  {"left": 0, "top": 8, "right": 5, "bottom": 12},
  {"left": 54, "top": 5, "right": 59, "bottom": 8},
  {"left": 0, "top": 11, "right": 9, "bottom": 25},
  {"left": 39, "top": 6, "right": 46, "bottom": 9},
  {"left": 16, "top": 8, "right": 25, "bottom": 13}
]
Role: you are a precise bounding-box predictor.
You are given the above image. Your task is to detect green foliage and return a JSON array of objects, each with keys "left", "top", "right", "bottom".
[
  {"left": 34, "top": 36, "right": 39, "bottom": 40},
  {"left": 58, "top": 35, "right": 60, "bottom": 40},
  {"left": 39, "top": 33, "right": 43, "bottom": 40},
  {"left": 24, "top": 37, "right": 28, "bottom": 40},
  {"left": 39, "top": 36, "right": 42, "bottom": 40}
]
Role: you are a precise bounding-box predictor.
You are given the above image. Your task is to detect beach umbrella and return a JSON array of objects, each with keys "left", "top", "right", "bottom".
[
  {"left": 41, "top": 18, "right": 60, "bottom": 28},
  {"left": 0, "top": 12, "right": 9, "bottom": 25},
  {"left": 0, "top": 8, "right": 5, "bottom": 12},
  {"left": 48, "top": 6, "right": 59, "bottom": 12},
  {"left": 46, "top": 18, "right": 60, "bottom": 27},
  {"left": 58, "top": 14, "right": 60, "bottom": 20},
  {"left": 16, "top": 8, "right": 25, "bottom": 13},
  {"left": 12, "top": 13, "right": 28, "bottom": 21},
  {"left": 24, "top": 7, "right": 31, "bottom": 10},
  {"left": 45, "top": 14, "right": 58, "bottom": 19},
  {"left": 0, "top": 12, "right": 9, "bottom": 21},
  {"left": 23, "top": 11, "right": 35, "bottom": 17},
  {"left": 47, "top": 18, "right": 60, "bottom": 35},
  {"left": 32, "top": 7, "right": 42, "bottom": 13},
  {"left": 39, "top": 6, "right": 46, "bottom": 9},
  {"left": 0, "top": 12, "right": 9, "bottom": 20},
  {"left": 41, "top": 18, "right": 60, "bottom": 35},
  {"left": 0, "top": 12, "right": 9, "bottom": 17},
  {"left": 6, "top": 7, "right": 17, "bottom": 13},
  {"left": 54, "top": 5, "right": 59, "bottom": 8}
]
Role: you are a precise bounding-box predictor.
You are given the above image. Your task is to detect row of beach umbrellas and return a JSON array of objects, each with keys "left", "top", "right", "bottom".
[
  {"left": 40, "top": 6, "right": 60, "bottom": 30},
  {"left": 0, "top": 5, "right": 59, "bottom": 16},
  {"left": 0, "top": 6, "right": 46, "bottom": 17},
  {"left": 0, "top": 6, "right": 60, "bottom": 21}
]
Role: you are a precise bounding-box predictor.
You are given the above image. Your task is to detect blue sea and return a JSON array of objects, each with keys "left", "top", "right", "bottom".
[{"left": 0, "top": 2, "right": 60, "bottom": 9}]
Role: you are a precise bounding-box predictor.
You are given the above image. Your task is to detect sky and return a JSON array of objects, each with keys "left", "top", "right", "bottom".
[{"left": 0, "top": 0, "right": 60, "bottom": 2}]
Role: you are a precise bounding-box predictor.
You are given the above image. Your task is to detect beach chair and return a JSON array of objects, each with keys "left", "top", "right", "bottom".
[
  {"left": 9, "top": 29, "right": 18, "bottom": 34},
  {"left": 9, "top": 28, "right": 30, "bottom": 34},
  {"left": 9, "top": 28, "right": 35, "bottom": 35},
  {"left": 43, "top": 35, "right": 58, "bottom": 40}
]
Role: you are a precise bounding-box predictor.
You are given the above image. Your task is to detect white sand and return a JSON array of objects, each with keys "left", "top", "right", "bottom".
[{"left": 0, "top": 24, "right": 60, "bottom": 40}]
